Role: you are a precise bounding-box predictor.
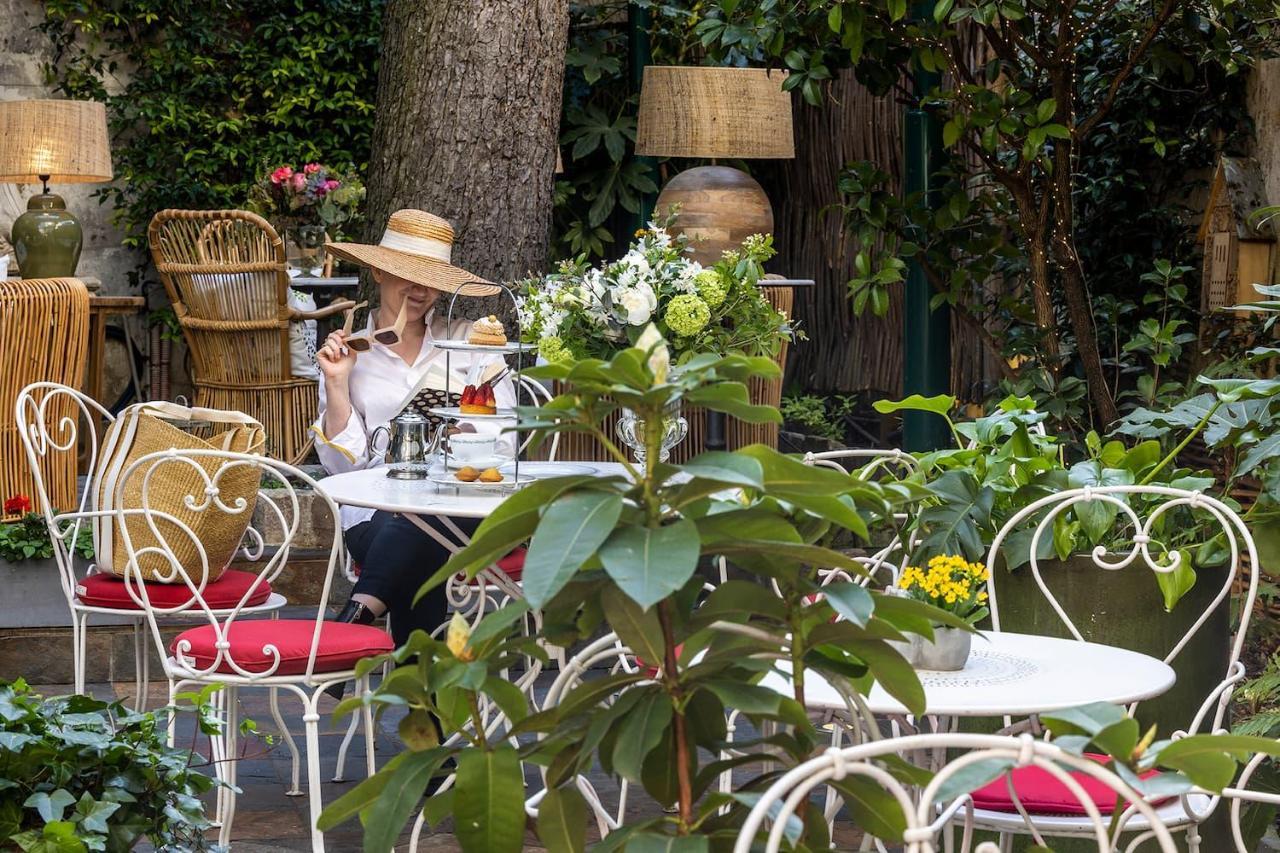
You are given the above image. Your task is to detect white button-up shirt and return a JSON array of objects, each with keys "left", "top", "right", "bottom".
[{"left": 313, "top": 310, "right": 517, "bottom": 529}]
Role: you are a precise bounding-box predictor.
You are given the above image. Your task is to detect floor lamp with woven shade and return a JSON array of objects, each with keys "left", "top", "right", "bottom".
[{"left": 636, "top": 66, "right": 795, "bottom": 450}]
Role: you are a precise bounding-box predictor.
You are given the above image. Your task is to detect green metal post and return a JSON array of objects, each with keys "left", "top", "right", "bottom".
[
  {"left": 902, "top": 4, "right": 951, "bottom": 451},
  {"left": 627, "top": 3, "right": 657, "bottom": 230}
]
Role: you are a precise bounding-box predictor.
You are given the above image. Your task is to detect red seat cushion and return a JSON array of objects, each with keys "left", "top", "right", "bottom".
[
  {"left": 170, "top": 619, "right": 394, "bottom": 675},
  {"left": 77, "top": 570, "right": 272, "bottom": 610},
  {"left": 635, "top": 644, "right": 684, "bottom": 678},
  {"left": 972, "top": 753, "right": 1166, "bottom": 816},
  {"left": 465, "top": 547, "right": 526, "bottom": 584}
]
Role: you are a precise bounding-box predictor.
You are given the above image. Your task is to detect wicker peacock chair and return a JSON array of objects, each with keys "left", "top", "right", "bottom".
[
  {"left": 148, "top": 210, "right": 353, "bottom": 464},
  {"left": 0, "top": 277, "right": 89, "bottom": 520}
]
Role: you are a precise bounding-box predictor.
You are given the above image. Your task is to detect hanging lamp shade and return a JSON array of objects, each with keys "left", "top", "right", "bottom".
[
  {"left": 0, "top": 100, "right": 112, "bottom": 183},
  {"left": 635, "top": 66, "right": 794, "bottom": 160}
]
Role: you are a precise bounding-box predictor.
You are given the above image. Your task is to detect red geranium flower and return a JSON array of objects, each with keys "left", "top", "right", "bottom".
[{"left": 4, "top": 494, "right": 31, "bottom": 514}]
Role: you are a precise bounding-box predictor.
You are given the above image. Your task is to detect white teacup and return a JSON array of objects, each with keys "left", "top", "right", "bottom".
[{"left": 449, "top": 432, "right": 498, "bottom": 463}]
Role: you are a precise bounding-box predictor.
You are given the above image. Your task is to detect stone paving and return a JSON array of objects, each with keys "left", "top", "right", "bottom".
[{"left": 34, "top": 675, "right": 871, "bottom": 852}]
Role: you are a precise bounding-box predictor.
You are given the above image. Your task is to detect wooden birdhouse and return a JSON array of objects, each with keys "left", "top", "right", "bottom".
[{"left": 1198, "top": 156, "right": 1276, "bottom": 314}]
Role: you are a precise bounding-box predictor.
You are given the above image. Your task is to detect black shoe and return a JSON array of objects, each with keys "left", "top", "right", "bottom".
[{"left": 324, "top": 600, "right": 378, "bottom": 701}]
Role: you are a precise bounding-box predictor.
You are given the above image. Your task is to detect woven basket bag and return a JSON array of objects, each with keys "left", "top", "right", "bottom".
[{"left": 93, "top": 402, "right": 266, "bottom": 584}]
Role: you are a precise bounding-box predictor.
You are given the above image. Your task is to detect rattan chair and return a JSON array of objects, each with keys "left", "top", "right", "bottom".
[
  {"left": 0, "top": 278, "right": 88, "bottom": 520},
  {"left": 148, "top": 210, "right": 354, "bottom": 464}
]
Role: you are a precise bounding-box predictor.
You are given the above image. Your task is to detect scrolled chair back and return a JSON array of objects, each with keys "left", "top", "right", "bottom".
[
  {"left": 985, "top": 485, "right": 1257, "bottom": 736},
  {"left": 802, "top": 448, "right": 923, "bottom": 589},
  {"left": 112, "top": 447, "right": 343, "bottom": 681},
  {"left": 15, "top": 382, "right": 116, "bottom": 598},
  {"left": 732, "top": 732, "right": 1180, "bottom": 853}
]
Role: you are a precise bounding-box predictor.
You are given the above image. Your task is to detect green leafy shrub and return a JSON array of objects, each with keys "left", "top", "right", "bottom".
[
  {"left": 40, "top": 0, "right": 383, "bottom": 253},
  {"left": 0, "top": 680, "right": 220, "bottom": 851},
  {"left": 0, "top": 497, "right": 92, "bottom": 563}
]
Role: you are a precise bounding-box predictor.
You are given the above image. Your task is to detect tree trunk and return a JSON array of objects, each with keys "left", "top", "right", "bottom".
[{"left": 364, "top": 0, "right": 569, "bottom": 316}]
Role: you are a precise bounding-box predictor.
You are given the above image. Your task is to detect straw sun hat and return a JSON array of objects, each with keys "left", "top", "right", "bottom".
[{"left": 324, "top": 209, "right": 500, "bottom": 296}]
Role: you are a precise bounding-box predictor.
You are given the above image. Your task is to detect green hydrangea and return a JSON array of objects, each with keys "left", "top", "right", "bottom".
[
  {"left": 538, "top": 335, "right": 573, "bottom": 364},
  {"left": 665, "top": 294, "right": 711, "bottom": 337},
  {"left": 693, "top": 269, "right": 728, "bottom": 307}
]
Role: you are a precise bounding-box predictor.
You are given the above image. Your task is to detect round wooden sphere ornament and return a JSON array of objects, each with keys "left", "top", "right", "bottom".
[{"left": 655, "top": 165, "right": 773, "bottom": 266}]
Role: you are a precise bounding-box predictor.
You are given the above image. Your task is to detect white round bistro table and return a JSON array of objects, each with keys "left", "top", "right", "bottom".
[
  {"left": 317, "top": 461, "right": 630, "bottom": 608},
  {"left": 761, "top": 630, "right": 1175, "bottom": 718}
]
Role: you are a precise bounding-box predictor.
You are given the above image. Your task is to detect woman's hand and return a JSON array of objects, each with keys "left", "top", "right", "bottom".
[{"left": 318, "top": 330, "right": 357, "bottom": 383}]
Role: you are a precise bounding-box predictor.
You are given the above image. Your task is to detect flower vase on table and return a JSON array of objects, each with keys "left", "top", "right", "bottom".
[
  {"left": 616, "top": 399, "right": 688, "bottom": 464},
  {"left": 286, "top": 224, "right": 328, "bottom": 277},
  {"left": 890, "top": 555, "right": 988, "bottom": 671}
]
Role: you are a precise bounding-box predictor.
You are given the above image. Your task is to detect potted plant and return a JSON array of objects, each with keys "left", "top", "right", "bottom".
[
  {"left": 891, "top": 555, "right": 990, "bottom": 670},
  {"left": 319, "top": 327, "right": 974, "bottom": 848},
  {"left": 0, "top": 495, "right": 95, "bottom": 629},
  {"left": 877, "top": 385, "right": 1267, "bottom": 735},
  {"left": 0, "top": 679, "right": 220, "bottom": 851}
]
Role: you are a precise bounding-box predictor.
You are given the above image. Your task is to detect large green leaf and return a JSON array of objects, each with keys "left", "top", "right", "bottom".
[
  {"left": 537, "top": 785, "right": 586, "bottom": 853},
  {"left": 612, "top": 691, "right": 673, "bottom": 783},
  {"left": 830, "top": 775, "right": 907, "bottom": 841},
  {"left": 872, "top": 394, "right": 956, "bottom": 417},
  {"left": 685, "top": 382, "right": 781, "bottom": 422},
  {"left": 678, "top": 451, "right": 765, "bottom": 488},
  {"left": 735, "top": 444, "right": 869, "bottom": 496},
  {"left": 599, "top": 519, "right": 701, "bottom": 609},
  {"left": 455, "top": 746, "right": 526, "bottom": 853},
  {"left": 523, "top": 491, "right": 624, "bottom": 608},
  {"left": 1238, "top": 432, "right": 1280, "bottom": 476},
  {"left": 603, "top": 584, "right": 665, "bottom": 666},
  {"left": 916, "top": 470, "right": 994, "bottom": 561},
  {"left": 849, "top": 639, "right": 925, "bottom": 715},
  {"left": 1155, "top": 552, "right": 1197, "bottom": 612},
  {"left": 360, "top": 750, "right": 451, "bottom": 853},
  {"left": 1200, "top": 375, "right": 1280, "bottom": 403},
  {"left": 933, "top": 756, "right": 1014, "bottom": 803},
  {"left": 626, "top": 834, "right": 709, "bottom": 853},
  {"left": 1067, "top": 461, "right": 1133, "bottom": 543},
  {"left": 821, "top": 582, "right": 875, "bottom": 627}
]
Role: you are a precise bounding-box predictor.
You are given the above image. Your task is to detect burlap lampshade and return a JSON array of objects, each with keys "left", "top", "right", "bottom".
[
  {"left": 0, "top": 100, "right": 113, "bottom": 278},
  {"left": 635, "top": 66, "right": 794, "bottom": 160},
  {"left": 0, "top": 100, "right": 112, "bottom": 184},
  {"left": 636, "top": 66, "right": 794, "bottom": 266}
]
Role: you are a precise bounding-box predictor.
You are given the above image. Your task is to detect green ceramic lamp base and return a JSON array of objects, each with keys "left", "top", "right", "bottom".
[{"left": 12, "top": 179, "right": 83, "bottom": 279}]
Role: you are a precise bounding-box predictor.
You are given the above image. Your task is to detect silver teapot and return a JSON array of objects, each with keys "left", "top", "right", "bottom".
[{"left": 370, "top": 411, "right": 442, "bottom": 480}]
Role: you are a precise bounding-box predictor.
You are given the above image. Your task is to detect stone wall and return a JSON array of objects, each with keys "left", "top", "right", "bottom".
[{"left": 0, "top": 0, "right": 144, "bottom": 293}]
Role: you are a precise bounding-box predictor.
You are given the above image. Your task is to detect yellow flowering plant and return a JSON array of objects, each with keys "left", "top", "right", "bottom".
[{"left": 898, "top": 555, "right": 990, "bottom": 626}]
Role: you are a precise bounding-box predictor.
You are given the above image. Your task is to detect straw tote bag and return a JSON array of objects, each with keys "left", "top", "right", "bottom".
[{"left": 93, "top": 401, "right": 266, "bottom": 584}]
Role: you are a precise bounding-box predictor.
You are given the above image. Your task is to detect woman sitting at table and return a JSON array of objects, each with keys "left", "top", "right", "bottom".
[{"left": 313, "top": 209, "right": 516, "bottom": 647}]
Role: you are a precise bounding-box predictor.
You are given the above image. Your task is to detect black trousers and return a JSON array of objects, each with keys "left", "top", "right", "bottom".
[{"left": 343, "top": 511, "right": 480, "bottom": 647}]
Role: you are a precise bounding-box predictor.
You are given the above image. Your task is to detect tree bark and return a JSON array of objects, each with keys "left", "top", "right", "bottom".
[{"left": 364, "top": 0, "right": 570, "bottom": 315}]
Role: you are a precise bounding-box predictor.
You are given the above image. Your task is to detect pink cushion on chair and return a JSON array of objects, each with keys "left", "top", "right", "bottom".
[
  {"left": 971, "top": 753, "right": 1166, "bottom": 816},
  {"left": 170, "top": 619, "right": 394, "bottom": 675},
  {"left": 76, "top": 570, "right": 272, "bottom": 610}
]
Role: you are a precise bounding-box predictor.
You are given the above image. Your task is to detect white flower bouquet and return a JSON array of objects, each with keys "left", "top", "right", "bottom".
[{"left": 515, "top": 221, "right": 794, "bottom": 363}]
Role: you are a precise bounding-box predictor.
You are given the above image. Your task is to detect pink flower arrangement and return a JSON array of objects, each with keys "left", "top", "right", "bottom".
[{"left": 252, "top": 161, "right": 365, "bottom": 229}]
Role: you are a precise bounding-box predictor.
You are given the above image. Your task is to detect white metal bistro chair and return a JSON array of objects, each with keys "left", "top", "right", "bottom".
[
  {"left": 522, "top": 633, "right": 644, "bottom": 837},
  {"left": 733, "top": 732, "right": 1180, "bottom": 852},
  {"left": 972, "top": 485, "right": 1259, "bottom": 852},
  {"left": 113, "top": 447, "right": 393, "bottom": 852},
  {"left": 14, "top": 382, "right": 289, "bottom": 705},
  {"left": 803, "top": 449, "right": 922, "bottom": 589}
]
